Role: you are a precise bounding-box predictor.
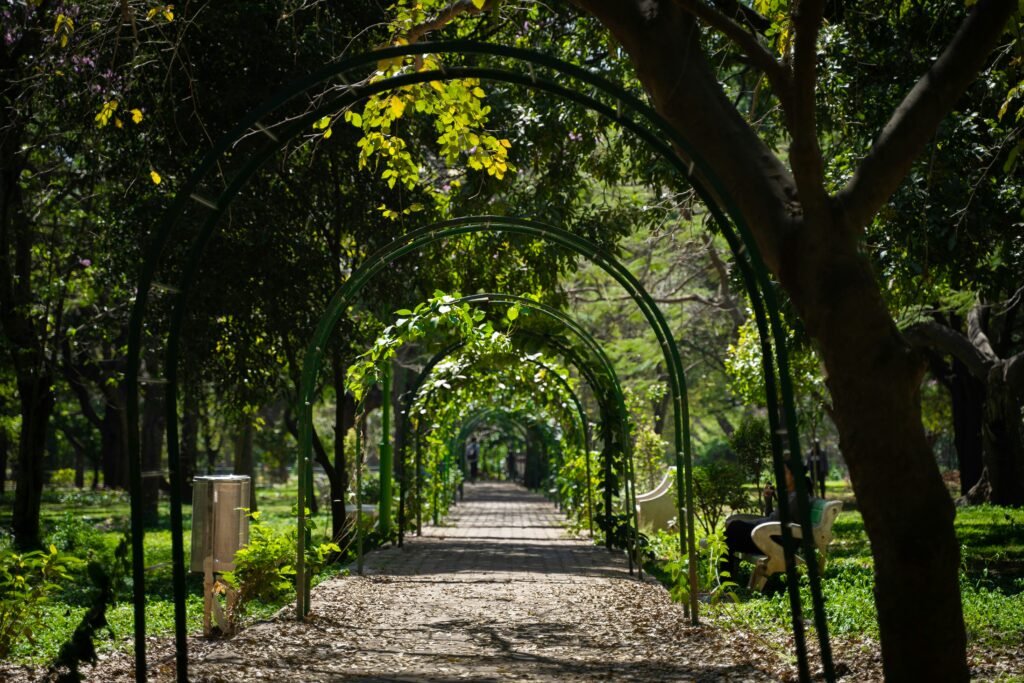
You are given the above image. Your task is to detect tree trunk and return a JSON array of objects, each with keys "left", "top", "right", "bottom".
[
  {"left": 179, "top": 385, "right": 199, "bottom": 501},
  {"left": 969, "top": 365, "right": 1024, "bottom": 505},
  {"left": 233, "top": 417, "right": 257, "bottom": 512},
  {"left": 0, "top": 426, "right": 8, "bottom": 500},
  {"left": 950, "top": 357, "right": 985, "bottom": 495},
  {"left": 141, "top": 381, "right": 165, "bottom": 526},
  {"left": 12, "top": 374, "right": 54, "bottom": 549},
  {"left": 783, "top": 226, "right": 968, "bottom": 681},
  {"left": 331, "top": 355, "right": 353, "bottom": 545},
  {"left": 566, "top": 2, "right": 978, "bottom": 676},
  {"left": 73, "top": 434, "right": 85, "bottom": 489},
  {"left": 100, "top": 385, "right": 128, "bottom": 489}
]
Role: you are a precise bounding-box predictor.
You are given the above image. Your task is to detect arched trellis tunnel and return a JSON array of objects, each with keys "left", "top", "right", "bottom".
[
  {"left": 400, "top": 341, "right": 595, "bottom": 537},
  {"left": 306, "top": 281, "right": 664, "bottom": 601},
  {"left": 127, "top": 39, "right": 833, "bottom": 683},
  {"left": 387, "top": 297, "right": 632, "bottom": 554},
  {"left": 297, "top": 245, "right": 692, "bottom": 610}
]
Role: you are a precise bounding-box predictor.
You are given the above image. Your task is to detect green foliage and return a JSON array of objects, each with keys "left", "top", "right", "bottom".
[
  {"left": 48, "top": 469, "right": 78, "bottom": 489},
  {"left": 729, "top": 415, "right": 773, "bottom": 486},
  {"left": 691, "top": 460, "right": 750, "bottom": 536},
  {"left": 0, "top": 546, "right": 79, "bottom": 658},
  {"left": 623, "top": 384, "right": 669, "bottom": 491},
  {"left": 222, "top": 511, "right": 340, "bottom": 628},
  {"left": 45, "top": 513, "right": 105, "bottom": 556},
  {"left": 655, "top": 528, "right": 739, "bottom": 607},
  {"left": 556, "top": 448, "right": 598, "bottom": 533},
  {"left": 724, "top": 315, "right": 828, "bottom": 435},
  {"left": 347, "top": 292, "right": 511, "bottom": 400}
]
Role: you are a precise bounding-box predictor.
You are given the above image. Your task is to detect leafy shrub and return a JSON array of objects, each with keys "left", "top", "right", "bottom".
[
  {"left": 45, "top": 512, "right": 105, "bottom": 555},
  {"left": 662, "top": 530, "right": 738, "bottom": 606},
  {"left": 353, "top": 471, "right": 381, "bottom": 505},
  {"left": 0, "top": 546, "right": 79, "bottom": 658},
  {"left": 692, "top": 460, "right": 750, "bottom": 535},
  {"left": 220, "top": 511, "right": 339, "bottom": 632},
  {"left": 729, "top": 415, "right": 772, "bottom": 485},
  {"left": 49, "top": 468, "right": 78, "bottom": 489}
]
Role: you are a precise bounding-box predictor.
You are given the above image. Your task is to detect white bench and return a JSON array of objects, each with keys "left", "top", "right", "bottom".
[
  {"left": 726, "top": 499, "right": 843, "bottom": 590},
  {"left": 635, "top": 468, "right": 679, "bottom": 531}
]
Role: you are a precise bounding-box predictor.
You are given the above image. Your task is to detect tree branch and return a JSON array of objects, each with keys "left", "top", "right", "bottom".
[
  {"left": 786, "top": 0, "right": 827, "bottom": 210},
  {"left": 403, "top": 0, "right": 495, "bottom": 44},
  {"left": 967, "top": 305, "right": 999, "bottom": 362},
  {"left": 672, "top": 0, "right": 793, "bottom": 101},
  {"left": 709, "top": 0, "right": 772, "bottom": 35},
  {"left": 1005, "top": 351, "right": 1024, "bottom": 397},
  {"left": 903, "top": 321, "right": 993, "bottom": 381},
  {"left": 836, "top": 0, "right": 1015, "bottom": 231}
]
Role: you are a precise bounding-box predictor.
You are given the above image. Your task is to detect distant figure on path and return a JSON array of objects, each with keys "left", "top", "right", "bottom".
[
  {"left": 806, "top": 439, "right": 828, "bottom": 498},
  {"left": 466, "top": 436, "right": 480, "bottom": 483}
]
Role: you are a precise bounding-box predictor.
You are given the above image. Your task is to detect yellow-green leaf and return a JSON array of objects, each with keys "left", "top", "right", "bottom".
[
  {"left": 388, "top": 96, "right": 406, "bottom": 118},
  {"left": 95, "top": 100, "right": 118, "bottom": 128},
  {"left": 150, "top": 170, "right": 162, "bottom": 185},
  {"left": 131, "top": 108, "right": 144, "bottom": 124}
]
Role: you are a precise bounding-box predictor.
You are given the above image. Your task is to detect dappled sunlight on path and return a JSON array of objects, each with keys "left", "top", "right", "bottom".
[{"left": 185, "top": 481, "right": 786, "bottom": 682}]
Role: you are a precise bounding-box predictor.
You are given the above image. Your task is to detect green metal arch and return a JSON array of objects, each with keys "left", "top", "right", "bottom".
[{"left": 127, "top": 40, "right": 830, "bottom": 682}]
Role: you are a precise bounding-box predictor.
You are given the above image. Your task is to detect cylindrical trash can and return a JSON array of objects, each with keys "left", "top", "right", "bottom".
[{"left": 190, "top": 475, "right": 251, "bottom": 573}]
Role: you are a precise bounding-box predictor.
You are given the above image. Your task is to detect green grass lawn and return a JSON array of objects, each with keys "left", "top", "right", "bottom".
[
  {"left": 705, "top": 499, "right": 1024, "bottom": 649},
  {"left": 3, "top": 480, "right": 1022, "bottom": 665}
]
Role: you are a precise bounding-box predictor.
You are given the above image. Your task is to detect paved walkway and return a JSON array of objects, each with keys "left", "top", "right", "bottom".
[{"left": 187, "top": 482, "right": 784, "bottom": 682}]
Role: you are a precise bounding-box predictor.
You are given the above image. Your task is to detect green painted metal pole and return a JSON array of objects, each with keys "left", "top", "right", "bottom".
[
  {"left": 356, "top": 407, "right": 365, "bottom": 574},
  {"left": 379, "top": 361, "right": 394, "bottom": 539}
]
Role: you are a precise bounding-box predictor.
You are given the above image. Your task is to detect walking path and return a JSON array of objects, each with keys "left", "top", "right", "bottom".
[{"left": 186, "top": 482, "right": 786, "bottom": 682}]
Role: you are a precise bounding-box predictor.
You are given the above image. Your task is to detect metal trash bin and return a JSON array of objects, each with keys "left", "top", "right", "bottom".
[
  {"left": 191, "top": 475, "right": 250, "bottom": 635},
  {"left": 190, "top": 475, "right": 251, "bottom": 573}
]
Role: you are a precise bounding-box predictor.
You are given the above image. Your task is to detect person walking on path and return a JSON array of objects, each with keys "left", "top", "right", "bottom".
[{"left": 466, "top": 436, "right": 480, "bottom": 483}]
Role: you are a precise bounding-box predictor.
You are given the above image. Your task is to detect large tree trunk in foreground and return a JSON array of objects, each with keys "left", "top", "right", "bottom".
[
  {"left": 794, "top": 239, "right": 966, "bottom": 681},
  {"left": 562, "top": 1, "right": 1012, "bottom": 678}
]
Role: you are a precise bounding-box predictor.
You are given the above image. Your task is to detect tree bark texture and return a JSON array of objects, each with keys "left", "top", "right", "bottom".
[
  {"left": 141, "top": 381, "right": 166, "bottom": 526},
  {"left": 0, "top": 427, "right": 7, "bottom": 499},
  {"left": 12, "top": 375, "right": 54, "bottom": 548},
  {"left": 180, "top": 386, "right": 200, "bottom": 500},
  {"left": 950, "top": 358, "right": 985, "bottom": 495},
  {"left": 233, "top": 418, "right": 257, "bottom": 513},
  {"left": 100, "top": 387, "right": 129, "bottom": 490},
  {"left": 332, "top": 355, "right": 355, "bottom": 545},
  {"left": 564, "top": 1, "right": 1016, "bottom": 678}
]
